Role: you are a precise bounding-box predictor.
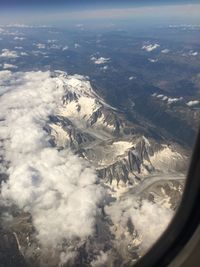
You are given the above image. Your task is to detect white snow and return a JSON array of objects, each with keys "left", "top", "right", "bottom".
[
  {"left": 112, "top": 141, "right": 133, "bottom": 155},
  {"left": 150, "top": 145, "right": 183, "bottom": 172},
  {"left": 49, "top": 123, "right": 70, "bottom": 147},
  {"left": 60, "top": 96, "right": 99, "bottom": 120},
  {"left": 95, "top": 114, "right": 115, "bottom": 132}
]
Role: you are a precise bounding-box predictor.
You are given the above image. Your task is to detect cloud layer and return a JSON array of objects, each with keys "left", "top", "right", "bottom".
[{"left": 0, "top": 71, "right": 104, "bottom": 257}]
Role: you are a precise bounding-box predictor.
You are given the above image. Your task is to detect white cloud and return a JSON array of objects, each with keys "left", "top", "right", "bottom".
[
  {"left": 74, "top": 43, "right": 81, "bottom": 49},
  {"left": 156, "top": 94, "right": 164, "bottom": 98},
  {"left": 142, "top": 43, "right": 160, "bottom": 52},
  {"left": 131, "top": 200, "right": 173, "bottom": 251},
  {"left": 0, "top": 71, "right": 105, "bottom": 259},
  {"left": 3, "top": 63, "right": 18, "bottom": 69},
  {"left": 105, "top": 196, "right": 173, "bottom": 253},
  {"left": 32, "top": 50, "right": 47, "bottom": 56},
  {"left": 161, "top": 49, "right": 170, "bottom": 54},
  {"left": 162, "top": 96, "right": 168, "bottom": 101},
  {"left": 187, "top": 100, "right": 200, "bottom": 106},
  {"left": 62, "top": 45, "right": 69, "bottom": 51},
  {"left": 151, "top": 93, "right": 157, "bottom": 97},
  {"left": 15, "top": 46, "right": 23, "bottom": 50},
  {"left": 20, "top": 52, "right": 28, "bottom": 56},
  {"left": 6, "top": 24, "right": 48, "bottom": 28},
  {"left": 49, "top": 44, "right": 61, "bottom": 49},
  {"left": 91, "top": 56, "right": 110, "bottom": 65},
  {"left": 100, "top": 65, "right": 108, "bottom": 71},
  {"left": 148, "top": 58, "right": 158, "bottom": 63},
  {"left": 129, "top": 76, "right": 136, "bottom": 80},
  {"left": 35, "top": 43, "right": 46, "bottom": 49},
  {"left": 152, "top": 93, "right": 183, "bottom": 104},
  {"left": 167, "top": 97, "right": 183, "bottom": 104},
  {"left": 0, "top": 49, "right": 18, "bottom": 58},
  {"left": 189, "top": 50, "right": 198, "bottom": 56},
  {"left": 14, "top": 36, "right": 25, "bottom": 41},
  {"left": 47, "top": 39, "right": 57, "bottom": 43}
]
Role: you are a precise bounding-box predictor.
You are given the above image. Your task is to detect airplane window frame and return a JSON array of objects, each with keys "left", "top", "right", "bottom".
[{"left": 133, "top": 130, "right": 200, "bottom": 267}]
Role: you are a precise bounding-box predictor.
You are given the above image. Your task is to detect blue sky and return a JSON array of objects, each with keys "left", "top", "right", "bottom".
[{"left": 0, "top": 1, "right": 200, "bottom": 25}]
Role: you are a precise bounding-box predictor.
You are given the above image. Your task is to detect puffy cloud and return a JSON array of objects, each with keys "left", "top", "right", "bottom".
[
  {"left": 35, "top": 43, "right": 46, "bottom": 49},
  {"left": 91, "top": 56, "right": 110, "bottom": 65},
  {"left": 162, "top": 96, "right": 168, "bottom": 101},
  {"left": 0, "top": 48, "right": 18, "bottom": 58},
  {"left": 106, "top": 197, "right": 173, "bottom": 253},
  {"left": 0, "top": 71, "right": 105, "bottom": 257},
  {"left": 156, "top": 94, "right": 164, "bottom": 98},
  {"left": 74, "top": 43, "right": 81, "bottom": 49},
  {"left": 47, "top": 39, "right": 57, "bottom": 43},
  {"left": 100, "top": 65, "right": 108, "bottom": 71},
  {"left": 131, "top": 200, "right": 173, "bottom": 251},
  {"left": 187, "top": 100, "right": 200, "bottom": 107},
  {"left": 142, "top": 43, "right": 160, "bottom": 52},
  {"left": 3, "top": 63, "right": 18, "bottom": 69},
  {"left": 15, "top": 46, "right": 23, "bottom": 50},
  {"left": 189, "top": 50, "right": 198, "bottom": 56},
  {"left": 129, "top": 76, "right": 136, "bottom": 80},
  {"left": 161, "top": 49, "right": 170, "bottom": 54},
  {"left": 20, "top": 51, "right": 28, "bottom": 56},
  {"left": 152, "top": 93, "right": 183, "bottom": 104},
  {"left": 49, "top": 44, "right": 61, "bottom": 49},
  {"left": 148, "top": 58, "right": 158, "bottom": 63},
  {"left": 14, "top": 36, "right": 25, "bottom": 41},
  {"left": 62, "top": 45, "right": 69, "bottom": 51},
  {"left": 167, "top": 97, "right": 183, "bottom": 104}
]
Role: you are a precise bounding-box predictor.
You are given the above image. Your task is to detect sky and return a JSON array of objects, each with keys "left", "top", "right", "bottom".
[
  {"left": 0, "top": 1, "right": 200, "bottom": 25},
  {"left": 0, "top": 0, "right": 200, "bottom": 7}
]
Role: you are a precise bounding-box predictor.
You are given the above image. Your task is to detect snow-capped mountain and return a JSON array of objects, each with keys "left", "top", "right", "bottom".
[{"left": 49, "top": 71, "right": 188, "bottom": 186}]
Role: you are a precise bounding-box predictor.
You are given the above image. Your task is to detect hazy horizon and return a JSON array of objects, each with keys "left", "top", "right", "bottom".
[{"left": 0, "top": 2, "right": 200, "bottom": 26}]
